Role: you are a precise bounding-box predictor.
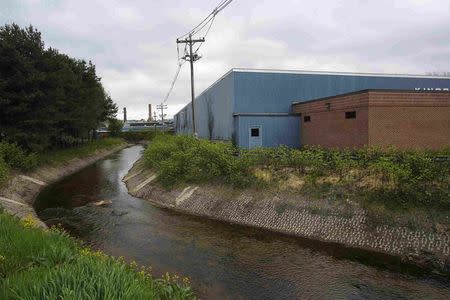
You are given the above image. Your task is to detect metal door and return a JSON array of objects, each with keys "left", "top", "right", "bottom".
[{"left": 248, "top": 126, "right": 262, "bottom": 149}]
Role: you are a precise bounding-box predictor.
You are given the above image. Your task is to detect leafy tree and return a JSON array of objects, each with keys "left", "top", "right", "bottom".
[
  {"left": 0, "top": 23, "right": 118, "bottom": 152},
  {"left": 107, "top": 119, "right": 123, "bottom": 137}
]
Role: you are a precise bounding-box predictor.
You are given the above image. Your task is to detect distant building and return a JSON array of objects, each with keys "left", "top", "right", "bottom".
[
  {"left": 292, "top": 90, "right": 450, "bottom": 150},
  {"left": 174, "top": 68, "right": 450, "bottom": 149}
]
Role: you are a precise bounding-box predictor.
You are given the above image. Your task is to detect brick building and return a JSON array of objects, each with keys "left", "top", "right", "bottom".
[{"left": 292, "top": 90, "right": 450, "bottom": 150}]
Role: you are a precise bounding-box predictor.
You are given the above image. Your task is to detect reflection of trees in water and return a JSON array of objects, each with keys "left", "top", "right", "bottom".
[{"left": 52, "top": 166, "right": 104, "bottom": 208}]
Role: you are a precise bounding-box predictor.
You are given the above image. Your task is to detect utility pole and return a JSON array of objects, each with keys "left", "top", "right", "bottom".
[
  {"left": 157, "top": 103, "right": 167, "bottom": 132},
  {"left": 176, "top": 34, "right": 205, "bottom": 136}
]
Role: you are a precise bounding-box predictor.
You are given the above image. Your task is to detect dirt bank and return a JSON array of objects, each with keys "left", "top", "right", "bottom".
[
  {"left": 0, "top": 144, "right": 129, "bottom": 228},
  {"left": 125, "top": 157, "right": 450, "bottom": 273}
]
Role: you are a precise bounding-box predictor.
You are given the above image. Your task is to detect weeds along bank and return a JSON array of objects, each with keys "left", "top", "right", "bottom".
[
  {"left": 0, "top": 210, "right": 195, "bottom": 299},
  {"left": 126, "top": 135, "right": 450, "bottom": 272},
  {"left": 0, "top": 138, "right": 127, "bottom": 226},
  {"left": 144, "top": 135, "right": 450, "bottom": 226}
]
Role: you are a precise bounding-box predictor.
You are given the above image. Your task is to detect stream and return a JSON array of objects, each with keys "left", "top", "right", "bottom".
[{"left": 34, "top": 145, "right": 450, "bottom": 299}]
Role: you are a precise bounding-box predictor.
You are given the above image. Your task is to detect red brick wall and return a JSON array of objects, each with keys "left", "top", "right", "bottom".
[
  {"left": 293, "top": 91, "right": 450, "bottom": 149},
  {"left": 294, "top": 92, "right": 369, "bottom": 149},
  {"left": 368, "top": 92, "right": 450, "bottom": 150}
]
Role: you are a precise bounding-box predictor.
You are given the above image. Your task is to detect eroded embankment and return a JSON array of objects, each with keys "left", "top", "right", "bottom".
[
  {"left": 125, "top": 157, "right": 450, "bottom": 273},
  {"left": 0, "top": 144, "right": 129, "bottom": 228}
]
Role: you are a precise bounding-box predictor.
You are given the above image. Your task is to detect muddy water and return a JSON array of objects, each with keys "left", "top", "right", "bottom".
[{"left": 34, "top": 145, "right": 450, "bottom": 299}]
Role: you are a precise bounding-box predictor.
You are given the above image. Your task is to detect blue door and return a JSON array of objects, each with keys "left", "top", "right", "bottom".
[{"left": 248, "top": 126, "right": 262, "bottom": 149}]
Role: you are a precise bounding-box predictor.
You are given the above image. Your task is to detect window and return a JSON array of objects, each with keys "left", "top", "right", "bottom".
[
  {"left": 304, "top": 116, "right": 311, "bottom": 122},
  {"left": 251, "top": 128, "right": 260, "bottom": 137},
  {"left": 345, "top": 111, "right": 356, "bottom": 119}
]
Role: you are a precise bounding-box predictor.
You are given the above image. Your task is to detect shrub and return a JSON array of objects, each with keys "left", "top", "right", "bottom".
[
  {"left": 143, "top": 136, "right": 449, "bottom": 210},
  {"left": 0, "top": 142, "right": 39, "bottom": 171},
  {"left": 144, "top": 135, "right": 240, "bottom": 187},
  {"left": 120, "top": 130, "right": 172, "bottom": 143},
  {"left": 0, "top": 157, "right": 9, "bottom": 185}
]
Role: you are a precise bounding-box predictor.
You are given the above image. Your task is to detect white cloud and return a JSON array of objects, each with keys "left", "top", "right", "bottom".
[{"left": 1, "top": 0, "right": 449, "bottom": 119}]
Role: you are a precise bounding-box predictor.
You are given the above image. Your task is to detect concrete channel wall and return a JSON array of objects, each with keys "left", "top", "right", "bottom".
[
  {"left": 125, "top": 158, "right": 450, "bottom": 272},
  {"left": 0, "top": 145, "right": 129, "bottom": 228}
]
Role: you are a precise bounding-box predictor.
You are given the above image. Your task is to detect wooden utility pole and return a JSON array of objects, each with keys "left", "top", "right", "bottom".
[
  {"left": 157, "top": 103, "right": 167, "bottom": 132},
  {"left": 176, "top": 34, "right": 204, "bottom": 136}
]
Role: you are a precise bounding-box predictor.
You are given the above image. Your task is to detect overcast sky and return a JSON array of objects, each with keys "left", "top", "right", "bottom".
[{"left": 1, "top": 0, "right": 449, "bottom": 119}]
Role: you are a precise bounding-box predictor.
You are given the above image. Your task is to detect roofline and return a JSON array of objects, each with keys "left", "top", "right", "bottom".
[
  {"left": 292, "top": 89, "right": 450, "bottom": 106},
  {"left": 174, "top": 67, "right": 450, "bottom": 116},
  {"left": 175, "top": 69, "right": 235, "bottom": 116},
  {"left": 231, "top": 68, "right": 450, "bottom": 79},
  {"left": 233, "top": 112, "right": 292, "bottom": 116}
]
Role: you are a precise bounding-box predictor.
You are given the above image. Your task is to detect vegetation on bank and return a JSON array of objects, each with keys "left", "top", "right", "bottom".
[
  {"left": 0, "top": 138, "right": 125, "bottom": 186},
  {"left": 144, "top": 135, "right": 450, "bottom": 228},
  {"left": 0, "top": 210, "right": 195, "bottom": 299},
  {"left": 120, "top": 130, "right": 174, "bottom": 143}
]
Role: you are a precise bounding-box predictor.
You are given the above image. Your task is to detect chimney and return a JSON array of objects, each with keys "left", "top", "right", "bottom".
[
  {"left": 123, "top": 107, "right": 127, "bottom": 122},
  {"left": 148, "top": 104, "right": 152, "bottom": 121}
]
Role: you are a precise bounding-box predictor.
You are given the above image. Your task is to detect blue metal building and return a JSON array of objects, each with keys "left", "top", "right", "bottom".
[{"left": 174, "top": 69, "right": 450, "bottom": 148}]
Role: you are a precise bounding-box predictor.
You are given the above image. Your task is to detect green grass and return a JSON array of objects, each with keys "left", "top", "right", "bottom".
[
  {"left": 0, "top": 211, "right": 195, "bottom": 299},
  {"left": 38, "top": 138, "right": 126, "bottom": 166},
  {"left": 0, "top": 138, "right": 126, "bottom": 187},
  {"left": 120, "top": 130, "right": 174, "bottom": 143},
  {"left": 143, "top": 135, "right": 450, "bottom": 229}
]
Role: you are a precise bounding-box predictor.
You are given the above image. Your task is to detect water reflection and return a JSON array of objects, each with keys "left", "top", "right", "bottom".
[{"left": 34, "top": 146, "right": 450, "bottom": 299}]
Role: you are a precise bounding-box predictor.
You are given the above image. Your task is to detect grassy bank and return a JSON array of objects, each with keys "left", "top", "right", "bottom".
[
  {"left": 0, "top": 138, "right": 126, "bottom": 186},
  {"left": 38, "top": 138, "right": 126, "bottom": 166},
  {"left": 119, "top": 130, "right": 174, "bottom": 143},
  {"left": 144, "top": 135, "right": 450, "bottom": 230},
  {"left": 0, "top": 210, "right": 195, "bottom": 299}
]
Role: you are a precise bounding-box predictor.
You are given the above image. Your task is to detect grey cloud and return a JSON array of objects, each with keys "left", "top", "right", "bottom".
[{"left": 1, "top": 0, "right": 449, "bottom": 119}]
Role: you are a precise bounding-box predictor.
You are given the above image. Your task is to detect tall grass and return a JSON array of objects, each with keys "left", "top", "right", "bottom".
[
  {"left": 0, "top": 138, "right": 126, "bottom": 187},
  {"left": 144, "top": 135, "right": 450, "bottom": 212},
  {"left": 38, "top": 138, "right": 126, "bottom": 166},
  {"left": 120, "top": 130, "right": 174, "bottom": 143},
  {"left": 0, "top": 211, "right": 195, "bottom": 299}
]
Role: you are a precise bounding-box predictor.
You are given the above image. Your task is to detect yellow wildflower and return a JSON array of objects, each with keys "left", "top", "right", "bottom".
[{"left": 22, "top": 214, "right": 37, "bottom": 228}]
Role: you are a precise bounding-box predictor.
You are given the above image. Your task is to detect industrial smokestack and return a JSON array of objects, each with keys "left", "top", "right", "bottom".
[
  {"left": 123, "top": 107, "right": 127, "bottom": 122},
  {"left": 148, "top": 104, "right": 152, "bottom": 121}
]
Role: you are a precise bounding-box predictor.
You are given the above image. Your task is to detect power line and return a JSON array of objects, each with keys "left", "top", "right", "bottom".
[
  {"left": 178, "top": 0, "right": 232, "bottom": 39},
  {"left": 194, "top": 15, "right": 216, "bottom": 53},
  {"left": 161, "top": 0, "right": 234, "bottom": 135}
]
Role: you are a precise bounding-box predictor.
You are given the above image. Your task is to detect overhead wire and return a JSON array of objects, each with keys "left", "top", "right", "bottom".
[
  {"left": 177, "top": 0, "right": 231, "bottom": 39},
  {"left": 162, "top": 0, "right": 234, "bottom": 104}
]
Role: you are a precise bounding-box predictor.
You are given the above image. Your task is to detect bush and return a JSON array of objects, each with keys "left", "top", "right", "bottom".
[
  {"left": 0, "top": 142, "right": 38, "bottom": 171},
  {"left": 144, "top": 135, "right": 240, "bottom": 187},
  {"left": 120, "top": 130, "right": 172, "bottom": 143},
  {"left": 0, "top": 157, "right": 8, "bottom": 186},
  {"left": 143, "top": 136, "right": 450, "bottom": 210},
  {"left": 38, "top": 138, "right": 125, "bottom": 166},
  {"left": 108, "top": 119, "right": 124, "bottom": 137}
]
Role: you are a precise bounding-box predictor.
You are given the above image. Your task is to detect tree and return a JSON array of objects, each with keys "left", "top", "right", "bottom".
[
  {"left": 107, "top": 119, "right": 123, "bottom": 137},
  {"left": 0, "top": 23, "right": 119, "bottom": 151}
]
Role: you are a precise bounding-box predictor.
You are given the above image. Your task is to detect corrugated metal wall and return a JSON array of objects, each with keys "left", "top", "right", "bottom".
[
  {"left": 175, "top": 71, "right": 235, "bottom": 140},
  {"left": 235, "top": 115, "right": 301, "bottom": 148},
  {"left": 233, "top": 71, "right": 450, "bottom": 113},
  {"left": 175, "top": 69, "right": 450, "bottom": 148}
]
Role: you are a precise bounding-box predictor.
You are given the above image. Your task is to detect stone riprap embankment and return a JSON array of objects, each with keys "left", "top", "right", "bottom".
[
  {"left": 0, "top": 144, "right": 129, "bottom": 228},
  {"left": 125, "top": 158, "right": 450, "bottom": 272}
]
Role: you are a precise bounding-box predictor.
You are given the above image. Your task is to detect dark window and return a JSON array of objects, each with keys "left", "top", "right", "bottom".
[
  {"left": 304, "top": 116, "right": 311, "bottom": 122},
  {"left": 251, "top": 128, "right": 260, "bottom": 137},
  {"left": 345, "top": 111, "right": 356, "bottom": 119}
]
